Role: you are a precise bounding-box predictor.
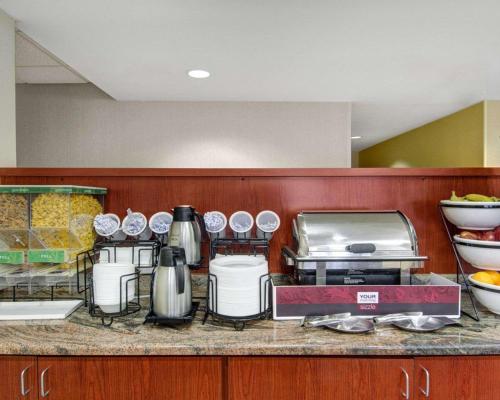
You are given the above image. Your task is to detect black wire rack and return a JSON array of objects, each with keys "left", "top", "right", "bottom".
[
  {"left": 203, "top": 271, "right": 272, "bottom": 331},
  {"left": 203, "top": 236, "right": 273, "bottom": 331},
  {"left": 439, "top": 205, "right": 481, "bottom": 321},
  {"left": 75, "top": 239, "right": 161, "bottom": 304},
  {"left": 75, "top": 239, "right": 161, "bottom": 326},
  {"left": 209, "top": 235, "right": 270, "bottom": 260}
]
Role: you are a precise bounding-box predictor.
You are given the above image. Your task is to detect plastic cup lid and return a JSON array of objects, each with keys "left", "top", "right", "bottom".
[{"left": 204, "top": 211, "right": 227, "bottom": 233}]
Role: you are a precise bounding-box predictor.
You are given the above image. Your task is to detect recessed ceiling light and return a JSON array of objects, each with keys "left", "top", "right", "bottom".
[
  {"left": 351, "top": 136, "right": 362, "bottom": 139},
  {"left": 188, "top": 69, "right": 210, "bottom": 79}
]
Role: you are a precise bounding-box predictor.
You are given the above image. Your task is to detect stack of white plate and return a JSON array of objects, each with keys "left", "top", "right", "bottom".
[
  {"left": 93, "top": 263, "right": 136, "bottom": 313},
  {"left": 208, "top": 255, "right": 269, "bottom": 317}
]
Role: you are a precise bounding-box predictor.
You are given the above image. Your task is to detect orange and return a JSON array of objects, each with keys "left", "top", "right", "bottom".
[
  {"left": 473, "top": 271, "right": 496, "bottom": 285},
  {"left": 484, "top": 270, "right": 500, "bottom": 285}
]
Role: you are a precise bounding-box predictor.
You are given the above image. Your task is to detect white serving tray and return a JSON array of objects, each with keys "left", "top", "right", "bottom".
[{"left": 0, "top": 300, "right": 83, "bottom": 320}]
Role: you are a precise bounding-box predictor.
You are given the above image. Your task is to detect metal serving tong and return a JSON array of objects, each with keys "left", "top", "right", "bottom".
[
  {"left": 375, "top": 312, "right": 462, "bottom": 332},
  {"left": 300, "top": 313, "right": 352, "bottom": 328},
  {"left": 374, "top": 312, "right": 424, "bottom": 325}
]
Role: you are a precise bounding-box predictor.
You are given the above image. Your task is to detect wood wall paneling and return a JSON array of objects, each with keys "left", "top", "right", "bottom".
[{"left": 2, "top": 168, "right": 499, "bottom": 274}]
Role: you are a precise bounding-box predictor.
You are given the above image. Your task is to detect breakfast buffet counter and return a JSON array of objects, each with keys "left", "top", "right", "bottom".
[{"left": 1, "top": 284, "right": 499, "bottom": 357}]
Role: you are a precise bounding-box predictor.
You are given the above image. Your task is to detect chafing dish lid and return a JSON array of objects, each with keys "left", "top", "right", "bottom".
[{"left": 295, "top": 211, "right": 418, "bottom": 258}]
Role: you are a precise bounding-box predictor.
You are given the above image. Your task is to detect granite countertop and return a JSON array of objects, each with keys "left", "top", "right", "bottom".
[{"left": 1, "top": 276, "right": 499, "bottom": 357}]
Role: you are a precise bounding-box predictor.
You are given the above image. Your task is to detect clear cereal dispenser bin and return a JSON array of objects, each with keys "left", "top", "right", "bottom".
[
  {"left": 0, "top": 185, "right": 106, "bottom": 292},
  {"left": 0, "top": 189, "right": 30, "bottom": 289}
]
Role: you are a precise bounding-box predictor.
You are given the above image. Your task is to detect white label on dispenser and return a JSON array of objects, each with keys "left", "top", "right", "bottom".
[{"left": 357, "top": 292, "right": 379, "bottom": 304}]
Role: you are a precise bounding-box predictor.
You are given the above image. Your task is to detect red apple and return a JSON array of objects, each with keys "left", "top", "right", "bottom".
[
  {"left": 481, "top": 231, "right": 496, "bottom": 241},
  {"left": 495, "top": 227, "right": 500, "bottom": 241}
]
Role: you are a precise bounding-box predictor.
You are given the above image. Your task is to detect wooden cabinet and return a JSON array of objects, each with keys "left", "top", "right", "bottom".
[
  {"left": 36, "top": 356, "right": 222, "bottom": 400},
  {"left": 0, "top": 356, "right": 37, "bottom": 400},
  {"left": 414, "top": 356, "right": 500, "bottom": 400},
  {"left": 2, "top": 354, "right": 500, "bottom": 399},
  {"left": 228, "top": 357, "right": 414, "bottom": 400}
]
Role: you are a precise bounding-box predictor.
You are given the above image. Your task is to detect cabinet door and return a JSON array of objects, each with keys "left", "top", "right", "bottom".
[
  {"left": 415, "top": 356, "right": 500, "bottom": 400},
  {"left": 0, "top": 356, "right": 37, "bottom": 400},
  {"left": 228, "top": 356, "right": 414, "bottom": 400},
  {"left": 37, "top": 356, "right": 222, "bottom": 400}
]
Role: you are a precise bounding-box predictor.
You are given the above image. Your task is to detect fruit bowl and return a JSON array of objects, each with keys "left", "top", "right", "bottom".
[
  {"left": 468, "top": 274, "right": 500, "bottom": 315},
  {"left": 454, "top": 236, "right": 500, "bottom": 270},
  {"left": 440, "top": 200, "right": 500, "bottom": 230}
]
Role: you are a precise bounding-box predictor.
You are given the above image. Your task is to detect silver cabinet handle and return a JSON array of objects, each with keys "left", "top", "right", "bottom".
[
  {"left": 400, "top": 367, "right": 410, "bottom": 399},
  {"left": 20, "top": 365, "right": 31, "bottom": 396},
  {"left": 418, "top": 365, "right": 430, "bottom": 397},
  {"left": 40, "top": 367, "right": 50, "bottom": 397}
]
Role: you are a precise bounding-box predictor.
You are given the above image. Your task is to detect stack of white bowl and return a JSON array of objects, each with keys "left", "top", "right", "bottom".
[
  {"left": 208, "top": 255, "right": 269, "bottom": 317},
  {"left": 441, "top": 198, "right": 500, "bottom": 314},
  {"left": 93, "top": 263, "right": 136, "bottom": 314}
]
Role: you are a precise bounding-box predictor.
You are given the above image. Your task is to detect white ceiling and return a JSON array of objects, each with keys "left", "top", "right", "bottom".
[
  {"left": 15, "top": 32, "right": 87, "bottom": 84},
  {"left": 2, "top": 1, "right": 500, "bottom": 150}
]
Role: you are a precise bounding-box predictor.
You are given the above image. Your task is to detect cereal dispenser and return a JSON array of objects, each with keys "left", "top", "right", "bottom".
[{"left": 0, "top": 185, "right": 106, "bottom": 291}]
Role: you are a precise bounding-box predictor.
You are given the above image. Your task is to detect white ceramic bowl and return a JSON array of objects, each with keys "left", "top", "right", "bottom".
[
  {"left": 468, "top": 274, "right": 500, "bottom": 315},
  {"left": 440, "top": 200, "right": 500, "bottom": 230},
  {"left": 455, "top": 236, "right": 500, "bottom": 270}
]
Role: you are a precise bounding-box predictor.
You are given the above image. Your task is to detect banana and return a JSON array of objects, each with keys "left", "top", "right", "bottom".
[
  {"left": 450, "top": 191, "right": 465, "bottom": 201},
  {"left": 464, "top": 193, "right": 494, "bottom": 202}
]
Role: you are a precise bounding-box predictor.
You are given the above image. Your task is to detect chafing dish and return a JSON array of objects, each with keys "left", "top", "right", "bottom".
[{"left": 282, "top": 210, "right": 427, "bottom": 285}]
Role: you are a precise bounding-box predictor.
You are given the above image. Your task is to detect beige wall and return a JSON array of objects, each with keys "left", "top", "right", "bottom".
[
  {"left": 485, "top": 100, "right": 500, "bottom": 167},
  {"left": 0, "top": 9, "right": 16, "bottom": 167},
  {"left": 16, "top": 84, "right": 351, "bottom": 168}
]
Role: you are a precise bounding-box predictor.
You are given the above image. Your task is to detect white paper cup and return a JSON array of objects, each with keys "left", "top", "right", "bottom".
[
  {"left": 94, "top": 213, "right": 121, "bottom": 238},
  {"left": 149, "top": 211, "right": 173, "bottom": 235},
  {"left": 256, "top": 210, "right": 280, "bottom": 238},
  {"left": 122, "top": 212, "right": 152, "bottom": 240},
  {"left": 204, "top": 211, "right": 227, "bottom": 238},
  {"left": 229, "top": 211, "right": 254, "bottom": 239}
]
